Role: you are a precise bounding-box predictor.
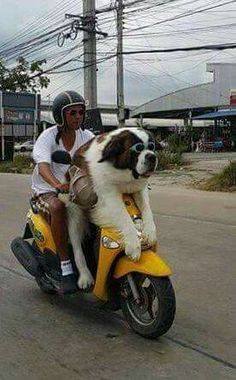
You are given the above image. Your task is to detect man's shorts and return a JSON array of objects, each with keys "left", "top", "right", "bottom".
[{"left": 31, "top": 192, "right": 58, "bottom": 223}]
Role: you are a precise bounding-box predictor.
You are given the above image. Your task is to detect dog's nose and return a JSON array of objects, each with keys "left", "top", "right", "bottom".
[
  {"left": 145, "top": 153, "right": 157, "bottom": 170},
  {"left": 145, "top": 153, "right": 156, "bottom": 163}
]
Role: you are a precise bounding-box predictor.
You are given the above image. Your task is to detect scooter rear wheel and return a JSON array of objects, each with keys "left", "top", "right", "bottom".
[
  {"left": 120, "top": 274, "right": 176, "bottom": 339},
  {"left": 35, "top": 274, "right": 57, "bottom": 294}
]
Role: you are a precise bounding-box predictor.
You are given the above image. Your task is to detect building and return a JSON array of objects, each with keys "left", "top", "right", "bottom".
[{"left": 131, "top": 63, "right": 236, "bottom": 120}]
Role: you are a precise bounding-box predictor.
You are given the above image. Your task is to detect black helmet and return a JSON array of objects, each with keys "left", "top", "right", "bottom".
[{"left": 52, "top": 90, "right": 85, "bottom": 126}]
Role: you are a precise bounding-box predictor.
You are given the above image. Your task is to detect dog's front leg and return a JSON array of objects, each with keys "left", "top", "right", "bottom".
[
  {"left": 99, "top": 194, "right": 141, "bottom": 261},
  {"left": 133, "top": 188, "right": 157, "bottom": 246},
  {"left": 66, "top": 202, "right": 94, "bottom": 289}
]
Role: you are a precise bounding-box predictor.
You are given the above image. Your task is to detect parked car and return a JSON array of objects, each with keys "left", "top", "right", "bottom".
[{"left": 14, "top": 140, "right": 34, "bottom": 152}]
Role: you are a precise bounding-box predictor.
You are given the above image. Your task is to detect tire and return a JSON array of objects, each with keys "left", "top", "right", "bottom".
[
  {"left": 11, "top": 237, "right": 41, "bottom": 277},
  {"left": 35, "top": 274, "right": 57, "bottom": 294},
  {"left": 120, "top": 274, "right": 176, "bottom": 339}
]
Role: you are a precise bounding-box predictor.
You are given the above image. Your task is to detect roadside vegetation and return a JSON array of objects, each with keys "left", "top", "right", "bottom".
[
  {"left": 197, "top": 161, "right": 236, "bottom": 192},
  {"left": 0, "top": 155, "right": 34, "bottom": 174},
  {"left": 157, "top": 135, "right": 188, "bottom": 170}
]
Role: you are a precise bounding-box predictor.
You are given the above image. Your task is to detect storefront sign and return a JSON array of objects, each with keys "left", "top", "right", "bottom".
[{"left": 3, "top": 108, "right": 35, "bottom": 124}]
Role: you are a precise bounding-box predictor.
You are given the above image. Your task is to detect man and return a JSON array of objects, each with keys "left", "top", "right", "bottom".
[{"left": 32, "top": 91, "right": 94, "bottom": 294}]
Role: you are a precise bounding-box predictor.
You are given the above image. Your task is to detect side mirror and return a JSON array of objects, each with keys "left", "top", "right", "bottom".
[{"left": 51, "top": 150, "right": 71, "bottom": 165}]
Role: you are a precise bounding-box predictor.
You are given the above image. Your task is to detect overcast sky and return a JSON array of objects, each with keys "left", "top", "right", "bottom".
[{"left": 1, "top": 0, "right": 236, "bottom": 106}]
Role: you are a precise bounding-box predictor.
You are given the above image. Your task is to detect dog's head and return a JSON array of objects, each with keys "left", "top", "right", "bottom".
[{"left": 98, "top": 128, "right": 158, "bottom": 179}]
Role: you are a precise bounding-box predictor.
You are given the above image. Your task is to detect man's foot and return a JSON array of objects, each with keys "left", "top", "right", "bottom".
[{"left": 59, "top": 273, "right": 78, "bottom": 295}]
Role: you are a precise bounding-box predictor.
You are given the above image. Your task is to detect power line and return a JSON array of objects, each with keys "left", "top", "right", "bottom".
[
  {"left": 111, "top": 42, "right": 236, "bottom": 55},
  {"left": 124, "top": 0, "right": 236, "bottom": 34}
]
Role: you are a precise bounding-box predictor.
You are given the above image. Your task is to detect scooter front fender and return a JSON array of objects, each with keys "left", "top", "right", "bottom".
[{"left": 113, "top": 249, "right": 172, "bottom": 279}]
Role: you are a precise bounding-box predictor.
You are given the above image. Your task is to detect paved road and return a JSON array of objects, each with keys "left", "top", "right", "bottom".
[{"left": 0, "top": 174, "right": 235, "bottom": 380}]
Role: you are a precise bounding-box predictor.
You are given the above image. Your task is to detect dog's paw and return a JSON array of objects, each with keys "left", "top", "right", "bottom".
[
  {"left": 78, "top": 269, "right": 94, "bottom": 290},
  {"left": 142, "top": 220, "right": 157, "bottom": 246},
  {"left": 125, "top": 239, "right": 141, "bottom": 262}
]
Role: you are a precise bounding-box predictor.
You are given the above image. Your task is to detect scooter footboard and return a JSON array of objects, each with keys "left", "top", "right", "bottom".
[{"left": 113, "top": 250, "right": 172, "bottom": 279}]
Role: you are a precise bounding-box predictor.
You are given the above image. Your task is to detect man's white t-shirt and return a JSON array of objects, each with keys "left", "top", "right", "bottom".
[{"left": 32, "top": 125, "right": 94, "bottom": 195}]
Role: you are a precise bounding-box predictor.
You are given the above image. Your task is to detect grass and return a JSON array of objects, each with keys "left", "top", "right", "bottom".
[
  {"left": 197, "top": 161, "right": 236, "bottom": 192},
  {"left": 157, "top": 150, "right": 184, "bottom": 170},
  {"left": 0, "top": 154, "right": 34, "bottom": 173}
]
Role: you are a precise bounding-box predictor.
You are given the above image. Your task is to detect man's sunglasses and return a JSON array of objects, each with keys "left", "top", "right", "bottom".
[{"left": 66, "top": 109, "right": 85, "bottom": 117}]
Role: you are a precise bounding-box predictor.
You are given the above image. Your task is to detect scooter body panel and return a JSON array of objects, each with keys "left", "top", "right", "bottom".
[
  {"left": 25, "top": 195, "right": 173, "bottom": 303},
  {"left": 92, "top": 227, "right": 123, "bottom": 301},
  {"left": 113, "top": 250, "right": 172, "bottom": 279},
  {"left": 27, "top": 210, "right": 56, "bottom": 254}
]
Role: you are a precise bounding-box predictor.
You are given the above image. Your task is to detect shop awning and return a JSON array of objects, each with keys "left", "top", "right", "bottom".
[{"left": 193, "top": 109, "right": 236, "bottom": 120}]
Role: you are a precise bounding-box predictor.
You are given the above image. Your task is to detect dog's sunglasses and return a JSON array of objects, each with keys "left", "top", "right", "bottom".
[
  {"left": 66, "top": 109, "right": 85, "bottom": 117},
  {"left": 130, "top": 142, "right": 155, "bottom": 153}
]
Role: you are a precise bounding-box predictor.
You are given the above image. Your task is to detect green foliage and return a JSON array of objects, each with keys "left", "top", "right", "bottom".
[
  {"left": 0, "top": 154, "right": 34, "bottom": 173},
  {"left": 157, "top": 150, "right": 183, "bottom": 170},
  {"left": 13, "top": 154, "right": 33, "bottom": 168},
  {"left": 0, "top": 162, "right": 14, "bottom": 173},
  {"left": 199, "top": 161, "right": 236, "bottom": 192},
  {"left": 0, "top": 57, "right": 50, "bottom": 92},
  {"left": 167, "top": 134, "right": 188, "bottom": 154}
]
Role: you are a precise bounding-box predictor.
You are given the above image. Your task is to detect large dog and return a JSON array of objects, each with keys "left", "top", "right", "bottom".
[{"left": 62, "top": 127, "right": 158, "bottom": 289}]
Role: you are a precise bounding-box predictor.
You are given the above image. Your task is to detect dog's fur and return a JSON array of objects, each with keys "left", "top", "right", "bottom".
[{"left": 61, "top": 127, "right": 158, "bottom": 289}]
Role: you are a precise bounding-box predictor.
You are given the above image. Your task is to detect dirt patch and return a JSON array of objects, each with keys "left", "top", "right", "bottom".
[{"left": 150, "top": 159, "right": 232, "bottom": 190}]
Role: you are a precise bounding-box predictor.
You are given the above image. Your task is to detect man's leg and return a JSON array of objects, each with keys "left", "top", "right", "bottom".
[{"left": 41, "top": 193, "right": 78, "bottom": 294}]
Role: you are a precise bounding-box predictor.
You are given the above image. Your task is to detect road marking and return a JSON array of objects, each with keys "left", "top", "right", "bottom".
[{"left": 166, "top": 337, "right": 236, "bottom": 370}]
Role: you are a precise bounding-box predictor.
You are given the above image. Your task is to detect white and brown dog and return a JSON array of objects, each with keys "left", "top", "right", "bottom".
[{"left": 63, "top": 127, "right": 158, "bottom": 289}]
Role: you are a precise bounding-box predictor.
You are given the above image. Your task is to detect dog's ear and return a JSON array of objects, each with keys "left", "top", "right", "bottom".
[{"left": 98, "top": 136, "right": 124, "bottom": 163}]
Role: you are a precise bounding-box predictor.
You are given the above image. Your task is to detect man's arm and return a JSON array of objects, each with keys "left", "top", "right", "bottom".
[{"left": 38, "top": 163, "right": 69, "bottom": 193}]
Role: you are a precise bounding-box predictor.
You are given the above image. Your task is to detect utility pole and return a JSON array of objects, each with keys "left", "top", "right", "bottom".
[
  {"left": 33, "top": 92, "right": 38, "bottom": 143},
  {"left": 63, "top": 7, "right": 107, "bottom": 110},
  {"left": 0, "top": 91, "right": 4, "bottom": 161},
  {"left": 83, "top": 0, "right": 97, "bottom": 110},
  {"left": 116, "top": 0, "right": 125, "bottom": 128}
]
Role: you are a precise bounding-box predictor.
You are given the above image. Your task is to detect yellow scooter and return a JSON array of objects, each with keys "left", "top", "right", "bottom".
[{"left": 11, "top": 168, "right": 175, "bottom": 340}]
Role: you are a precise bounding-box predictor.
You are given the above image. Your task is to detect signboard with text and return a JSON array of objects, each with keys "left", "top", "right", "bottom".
[
  {"left": 3, "top": 108, "right": 35, "bottom": 124},
  {"left": 0, "top": 91, "right": 41, "bottom": 160},
  {"left": 1, "top": 91, "right": 40, "bottom": 125}
]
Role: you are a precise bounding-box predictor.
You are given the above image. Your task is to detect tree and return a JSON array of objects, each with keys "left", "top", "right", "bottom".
[{"left": 0, "top": 57, "right": 50, "bottom": 92}]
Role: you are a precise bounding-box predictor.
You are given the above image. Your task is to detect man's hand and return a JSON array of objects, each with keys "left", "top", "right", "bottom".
[{"left": 55, "top": 183, "right": 70, "bottom": 193}]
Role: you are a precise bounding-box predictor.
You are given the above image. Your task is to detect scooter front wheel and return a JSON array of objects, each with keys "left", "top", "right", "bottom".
[{"left": 120, "top": 273, "right": 176, "bottom": 339}]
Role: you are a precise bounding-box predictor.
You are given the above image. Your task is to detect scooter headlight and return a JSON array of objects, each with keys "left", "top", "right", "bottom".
[{"left": 102, "top": 236, "right": 120, "bottom": 249}]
